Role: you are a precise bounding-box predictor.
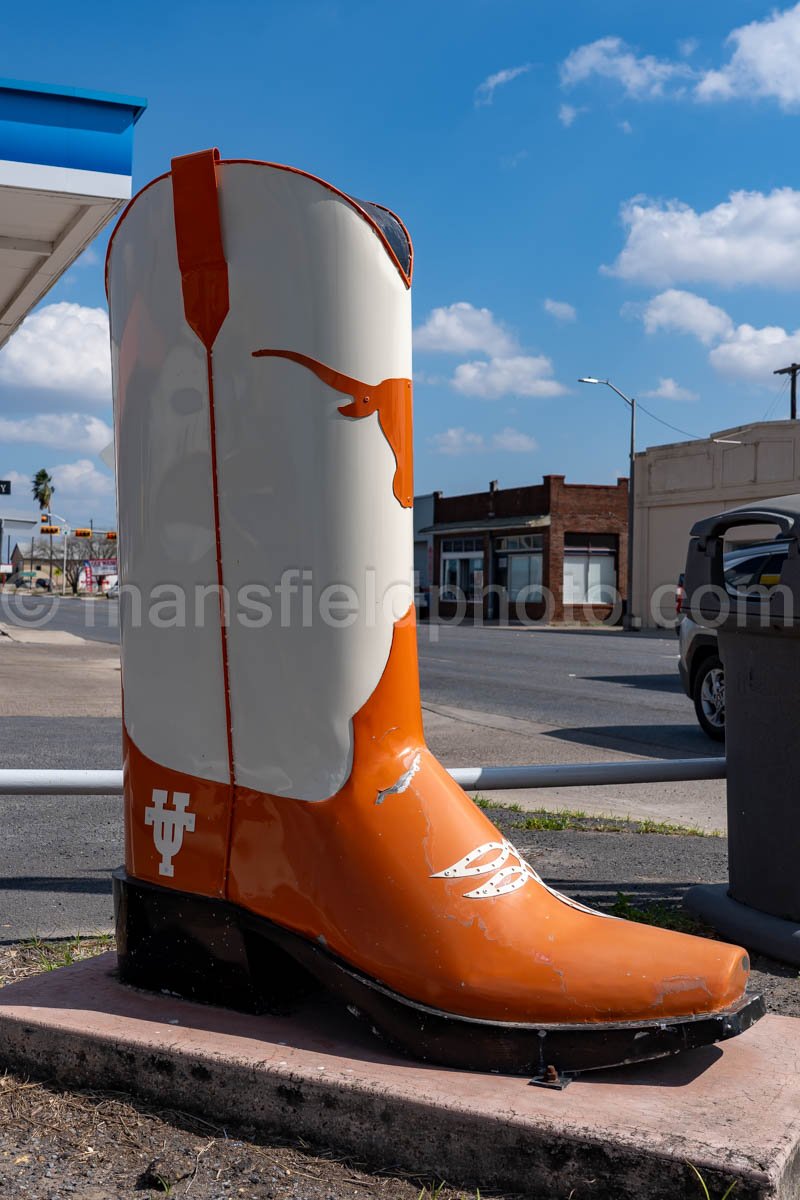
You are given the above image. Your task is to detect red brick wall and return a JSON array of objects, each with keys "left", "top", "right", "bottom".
[
  {"left": 547, "top": 475, "right": 629, "bottom": 622},
  {"left": 430, "top": 475, "right": 629, "bottom": 624},
  {"left": 434, "top": 482, "right": 549, "bottom": 525}
]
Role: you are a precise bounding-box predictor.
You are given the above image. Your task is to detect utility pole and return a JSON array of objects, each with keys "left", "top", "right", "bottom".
[
  {"left": 578, "top": 378, "right": 638, "bottom": 629},
  {"left": 773, "top": 363, "right": 800, "bottom": 420}
]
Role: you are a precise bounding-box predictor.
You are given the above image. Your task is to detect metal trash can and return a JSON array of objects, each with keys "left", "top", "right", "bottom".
[{"left": 684, "top": 495, "right": 800, "bottom": 962}]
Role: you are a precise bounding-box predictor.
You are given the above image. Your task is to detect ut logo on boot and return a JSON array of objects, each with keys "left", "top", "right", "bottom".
[{"left": 144, "top": 789, "right": 195, "bottom": 878}]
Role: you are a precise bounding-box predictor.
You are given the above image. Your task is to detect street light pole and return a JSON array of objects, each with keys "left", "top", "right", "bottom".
[{"left": 578, "top": 378, "right": 638, "bottom": 630}]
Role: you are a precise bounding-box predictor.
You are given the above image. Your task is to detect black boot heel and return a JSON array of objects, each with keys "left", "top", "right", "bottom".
[{"left": 113, "top": 868, "right": 317, "bottom": 1014}]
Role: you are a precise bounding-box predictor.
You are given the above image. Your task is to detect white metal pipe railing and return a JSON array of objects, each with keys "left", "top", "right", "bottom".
[
  {"left": 0, "top": 770, "right": 125, "bottom": 794},
  {"left": 449, "top": 759, "right": 725, "bottom": 790},
  {"left": 0, "top": 758, "right": 726, "bottom": 795}
]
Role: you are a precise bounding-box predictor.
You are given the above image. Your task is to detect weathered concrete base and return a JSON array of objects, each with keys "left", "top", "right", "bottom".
[
  {"left": 1, "top": 955, "right": 799, "bottom": 1200},
  {"left": 686, "top": 883, "right": 800, "bottom": 966}
]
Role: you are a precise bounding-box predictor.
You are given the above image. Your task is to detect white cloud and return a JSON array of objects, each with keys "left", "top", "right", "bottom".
[
  {"left": 558, "top": 103, "right": 585, "bottom": 127},
  {"left": 640, "top": 290, "right": 734, "bottom": 345},
  {"left": 544, "top": 298, "right": 577, "bottom": 322},
  {"left": 560, "top": 36, "right": 693, "bottom": 98},
  {"left": 430, "top": 426, "right": 538, "bottom": 455},
  {"left": 562, "top": 7, "right": 800, "bottom": 111},
  {"left": 0, "top": 469, "right": 31, "bottom": 496},
  {"left": 642, "top": 377, "right": 698, "bottom": 402},
  {"left": 491, "top": 427, "right": 538, "bottom": 452},
  {"left": 708, "top": 323, "right": 800, "bottom": 382},
  {"left": 414, "top": 302, "right": 516, "bottom": 356},
  {"left": 607, "top": 189, "right": 800, "bottom": 289},
  {"left": 430, "top": 428, "right": 485, "bottom": 456},
  {"left": 76, "top": 245, "right": 100, "bottom": 268},
  {"left": 0, "top": 302, "right": 110, "bottom": 402},
  {"left": 638, "top": 288, "right": 800, "bottom": 383},
  {"left": 0, "top": 413, "right": 112, "bottom": 454},
  {"left": 475, "top": 64, "right": 530, "bottom": 107},
  {"left": 451, "top": 354, "right": 567, "bottom": 399},
  {"left": 417, "top": 301, "right": 567, "bottom": 400},
  {"left": 1, "top": 458, "right": 115, "bottom": 519},
  {"left": 696, "top": 3, "right": 800, "bottom": 107},
  {"left": 50, "top": 458, "right": 114, "bottom": 499},
  {"left": 501, "top": 149, "right": 529, "bottom": 169},
  {"left": 619, "top": 119, "right": 633, "bottom": 134}
]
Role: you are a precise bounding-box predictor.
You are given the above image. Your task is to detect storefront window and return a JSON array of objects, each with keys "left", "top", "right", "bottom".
[
  {"left": 506, "top": 553, "right": 543, "bottom": 601},
  {"left": 440, "top": 553, "right": 484, "bottom": 600},
  {"left": 563, "top": 534, "right": 617, "bottom": 604},
  {"left": 494, "top": 534, "right": 544, "bottom": 602}
]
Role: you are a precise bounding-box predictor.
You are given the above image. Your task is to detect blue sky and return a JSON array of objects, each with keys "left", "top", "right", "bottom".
[{"left": 4, "top": 0, "right": 800, "bottom": 523}]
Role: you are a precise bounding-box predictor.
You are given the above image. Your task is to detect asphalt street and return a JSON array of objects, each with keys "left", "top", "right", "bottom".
[
  {"left": 0, "top": 596, "right": 706, "bottom": 756},
  {"left": 418, "top": 622, "right": 711, "bottom": 759},
  {"left": 0, "top": 601, "right": 718, "bottom": 940},
  {"left": 0, "top": 593, "right": 119, "bottom": 645}
]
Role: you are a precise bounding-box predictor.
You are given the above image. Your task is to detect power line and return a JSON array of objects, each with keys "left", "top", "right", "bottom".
[
  {"left": 763, "top": 374, "right": 789, "bottom": 422},
  {"left": 634, "top": 399, "right": 706, "bottom": 441}
]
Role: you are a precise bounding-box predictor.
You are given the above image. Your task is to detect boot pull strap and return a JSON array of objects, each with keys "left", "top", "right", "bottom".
[{"left": 171, "top": 148, "right": 230, "bottom": 351}]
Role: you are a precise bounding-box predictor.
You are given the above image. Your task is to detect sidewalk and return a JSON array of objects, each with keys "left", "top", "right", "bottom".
[{"left": 424, "top": 702, "right": 727, "bottom": 833}]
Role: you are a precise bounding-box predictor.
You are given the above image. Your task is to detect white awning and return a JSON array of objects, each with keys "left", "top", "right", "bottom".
[{"left": 0, "top": 77, "right": 146, "bottom": 349}]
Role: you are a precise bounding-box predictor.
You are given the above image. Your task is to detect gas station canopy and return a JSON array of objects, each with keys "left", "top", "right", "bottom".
[{"left": 0, "top": 77, "right": 146, "bottom": 349}]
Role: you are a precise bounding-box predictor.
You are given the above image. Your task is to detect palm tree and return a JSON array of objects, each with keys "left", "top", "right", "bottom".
[{"left": 31, "top": 469, "right": 55, "bottom": 584}]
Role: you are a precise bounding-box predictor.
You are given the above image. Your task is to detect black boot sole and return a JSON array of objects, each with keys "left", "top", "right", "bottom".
[{"left": 113, "top": 868, "right": 764, "bottom": 1078}]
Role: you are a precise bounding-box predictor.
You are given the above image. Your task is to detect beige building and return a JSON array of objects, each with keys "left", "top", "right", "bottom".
[{"left": 633, "top": 420, "right": 800, "bottom": 628}]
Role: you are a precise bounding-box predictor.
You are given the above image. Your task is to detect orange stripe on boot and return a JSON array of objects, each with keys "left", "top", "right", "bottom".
[{"left": 171, "top": 149, "right": 230, "bottom": 351}]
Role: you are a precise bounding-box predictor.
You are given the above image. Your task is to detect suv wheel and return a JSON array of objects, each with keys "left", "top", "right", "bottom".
[{"left": 693, "top": 655, "right": 725, "bottom": 741}]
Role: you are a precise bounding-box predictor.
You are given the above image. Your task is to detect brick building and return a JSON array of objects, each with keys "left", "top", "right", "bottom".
[{"left": 420, "top": 474, "right": 629, "bottom": 624}]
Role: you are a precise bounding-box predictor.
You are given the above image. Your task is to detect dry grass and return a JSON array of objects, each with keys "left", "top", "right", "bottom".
[{"left": 0, "top": 934, "right": 114, "bottom": 988}]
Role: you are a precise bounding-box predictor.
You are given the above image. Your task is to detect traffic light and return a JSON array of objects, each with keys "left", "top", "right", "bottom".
[
  {"left": 106, "top": 531, "right": 117, "bottom": 541},
  {"left": 40, "top": 526, "right": 60, "bottom": 535},
  {"left": 40, "top": 513, "right": 50, "bottom": 523},
  {"left": 73, "top": 528, "right": 92, "bottom": 538}
]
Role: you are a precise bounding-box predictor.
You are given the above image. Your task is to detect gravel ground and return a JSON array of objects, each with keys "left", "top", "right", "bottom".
[{"left": 0, "top": 807, "right": 797, "bottom": 1198}]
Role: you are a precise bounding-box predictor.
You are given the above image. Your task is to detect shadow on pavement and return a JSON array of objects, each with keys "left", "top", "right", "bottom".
[
  {"left": 586, "top": 673, "right": 684, "bottom": 694},
  {"left": 0, "top": 876, "right": 113, "bottom": 894},
  {"left": 545, "top": 723, "right": 724, "bottom": 759}
]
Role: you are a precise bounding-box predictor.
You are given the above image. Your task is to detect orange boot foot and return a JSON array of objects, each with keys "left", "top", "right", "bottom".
[{"left": 114, "top": 870, "right": 764, "bottom": 1077}]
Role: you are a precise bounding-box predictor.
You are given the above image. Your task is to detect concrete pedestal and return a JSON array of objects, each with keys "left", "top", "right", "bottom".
[
  {"left": 0, "top": 955, "right": 798, "bottom": 1199},
  {"left": 686, "top": 882, "right": 800, "bottom": 966}
]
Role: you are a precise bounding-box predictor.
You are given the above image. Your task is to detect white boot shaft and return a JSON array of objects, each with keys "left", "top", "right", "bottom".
[{"left": 108, "top": 155, "right": 414, "bottom": 801}]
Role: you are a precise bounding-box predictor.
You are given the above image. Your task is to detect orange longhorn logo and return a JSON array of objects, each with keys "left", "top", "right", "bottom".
[{"left": 252, "top": 349, "right": 413, "bottom": 508}]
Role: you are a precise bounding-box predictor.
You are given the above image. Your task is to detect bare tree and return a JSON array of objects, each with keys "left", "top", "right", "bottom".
[{"left": 33, "top": 536, "right": 117, "bottom": 595}]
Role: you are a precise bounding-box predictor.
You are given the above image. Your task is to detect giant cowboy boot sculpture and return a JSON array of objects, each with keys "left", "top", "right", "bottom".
[{"left": 109, "top": 149, "right": 762, "bottom": 1076}]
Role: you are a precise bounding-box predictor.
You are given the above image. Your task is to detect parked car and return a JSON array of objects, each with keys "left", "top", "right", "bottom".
[
  {"left": 106, "top": 580, "right": 119, "bottom": 599},
  {"left": 678, "top": 539, "right": 788, "bottom": 739}
]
